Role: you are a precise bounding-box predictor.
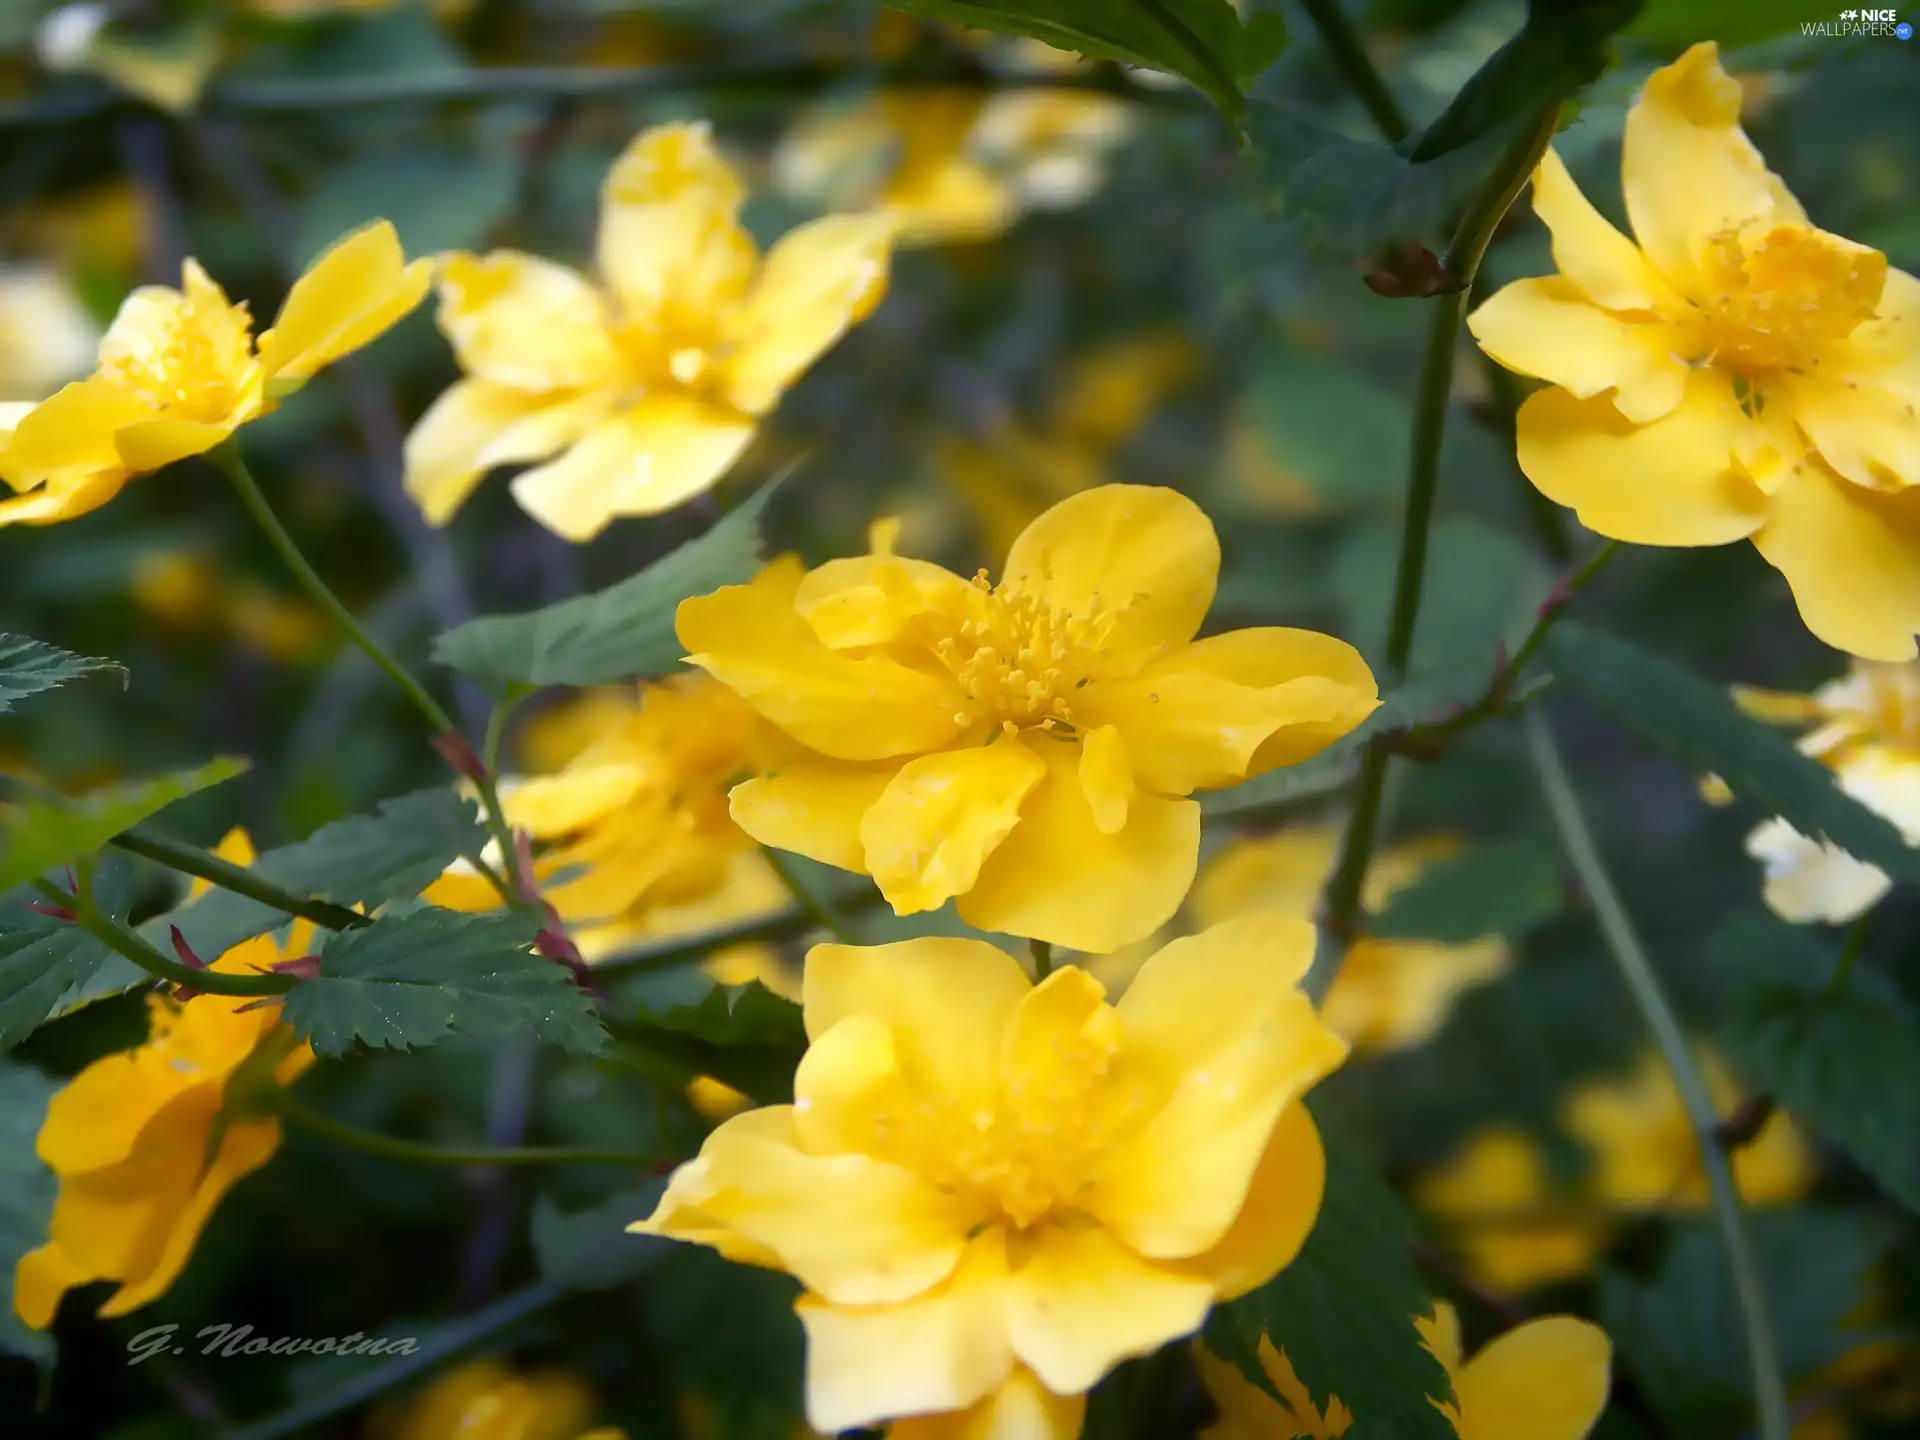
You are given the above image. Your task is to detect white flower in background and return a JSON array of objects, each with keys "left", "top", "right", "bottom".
[{"left": 0, "top": 265, "right": 101, "bottom": 401}]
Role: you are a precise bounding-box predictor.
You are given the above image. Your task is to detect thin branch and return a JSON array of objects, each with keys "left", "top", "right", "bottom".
[
  {"left": 1297, "top": 0, "right": 1411, "bottom": 142},
  {"left": 31, "top": 877, "right": 296, "bottom": 998}
]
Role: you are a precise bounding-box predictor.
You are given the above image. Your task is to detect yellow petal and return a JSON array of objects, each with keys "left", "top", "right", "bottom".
[
  {"left": 404, "top": 380, "right": 617, "bottom": 526},
  {"left": 257, "top": 221, "right": 433, "bottom": 382},
  {"left": 679, "top": 561, "right": 963, "bottom": 761},
  {"left": 1529, "top": 148, "right": 1672, "bottom": 313},
  {"left": 1514, "top": 373, "right": 1769, "bottom": 546},
  {"left": 1001, "top": 485, "right": 1219, "bottom": 665},
  {"left": 730, "top": 761, "right": 896, "bottom": 873},
  {"left": 509, "top": 396, "right": 757, "bottom": 541},
  {"left": 1786, "top": 366, "right": 1920, "bottom": 494},
  {"left": 1746, "top": 817, "right": 1889, "bottom": 924},
  {"left": 1418, "top": 1301, "right": 1465, "bottom": 1376},
  {"left": 889, "top": 1365, "right": 1086, "bottom": 1440},
  {"left": 0, "top": 470, "right": 129, "bottom": 527},
  {"left": 1831, "top": 263, "right": 1920, "bottom": 385},
  {"left": 800, "top": 1232, "right": 1017, "bottom": 1433},
  {"left": 12, "top": 1243, "right": 90, "bottom": 1330},
  {"left": 1455, "top": 1316, "right": 1612, "bottom": 1440},
  {"left": 1467, "top": 278, "right": 1688, "bottom": 424},
  {"left": 113, "top": 417, "right": 235, "bottom": 472},
  {"left": 1751, "top": 463, "right": 1920, "bottom": 661},
  {"left": 0, "top": 378, "right": 149, "bottom": 494},
  {"left": 1077, "top": 628, "right": 1378, "bottom": 795},
  {"left": 1191, "top": 829, "right": 1332, "bottom": 929},
  {"left": 997, "top": 968, "right": 1121, "bottom": 1146},
  {"left": 958, "top": 734, "right": 1199, "bottom": 953},
  {"left": 596, "top": 122, "right": 757, "bottom": 325},
  {"left": 497, "top": 765, "right": 647, "bottom": 837},
  {"left": 1004, "top": 1222, "right": 1215, "bottom": 1394},
  {"left": 1621, "top": 43, "right": 1788, "bottom": 293},
  {"left": 1176, "top": 1101, "right": 1328, "bottom": 1301},
  {"left": 723, "top": 212, "right": 896, "bottom": 415},
  {"left": 1078, "top": 725, "right": 1134, "bottom": 835},
  {"left": 860, "top": 739, "right": 1048, "bottom": 915},
  {"left": 429, "top": 251, "right": 623, "bottom": 391},
  {"left": 1320, "top": 936, "right": 1509, "bottom": 1053},
  {"left": 794, "top": 551, "right": 976, "bottom": 650},
  {"left": 1195, "top": 1329, "right": 1351, "bottom": 1439},
  {"left": 37, "top": 1053, "right": 203, "bottom": 1176}
]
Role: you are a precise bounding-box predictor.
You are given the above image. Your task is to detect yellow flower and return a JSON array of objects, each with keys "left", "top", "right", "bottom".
[
  {"left": 1195, "top": 1334, "right": 1353, "bottom": 1438},
  {"left": 1467, "top": 42, "right": 1920, "bottom": 661},
  {"left": 12, "top": 830, "right": 316, "bottom": 1328},
  {"left": 0, "top": 221, "right": 431, "bottom": 527},
  {"left": 0, "top": 264, "right": 99, "bottom": 401},
  {"left": 634, "top": 918, "right": 1349, "bottom": 1431},
  {"left": 1416, "top": 1303, "right": 1612, "bottom": 1440},
  {"left": 403, "top": 122, "right": 896, "bottom": 541},
  {"left": 1562, "top": 1047, "right": 1811, "bottom": 1210},
  {"left": 1414, "top": 1128, "right": 1602, "bottom": 1293},
  {"left": 1729, "top": 659, "right": 1920, "bottom": 923},
  {"left": 1192, "top": 829, "right": 1509, "bottom": 1052},
  {"left": 374, "top": 1357, "right": 622, "bottom": 1440},
  {"left": 679, "top": 485, "right": 1378, "bottom": 952},
  {"left": 889, "top": 1365, "right": 1086, "bottom": 1439}
]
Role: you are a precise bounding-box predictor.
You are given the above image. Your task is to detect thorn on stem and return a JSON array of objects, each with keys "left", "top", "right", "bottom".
[
  {"left": 1363, "top": 240, "right": 1447, "bottom": 298},
  {"left": 270, "top": 954, "right": 322, "bottom": 981},
  {"left": 431, "top": 732, "right": 487, "bottom": 782},
  {"left": 170, "top": 925, "right": 208, "bottom": 970},
  {"left": 19, "top": 901, "right": 77, "bottom": 923}
]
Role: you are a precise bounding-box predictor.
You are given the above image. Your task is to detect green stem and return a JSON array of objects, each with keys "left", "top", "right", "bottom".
[
  {"left": 0, "top": 774, "right": 368, "bottom": 932},
  {"left": 32, "top": 877, "right": 296, "bottom": 997},
  {"left": 1314, "top": 101, "right": 1563, "bottom": 972},
  {"left": 1031, "top": 939, "right": 1054, "bottom": 981},
  {"left": 473, "top": 700, "right": 531, "bottom": 902},
  {"left": 1527, "top": 710, "right": 1788, "bottom": 1440},
  {"left": 762, "top": 848, "right": 855, "bottom": 945},
  {"left": 274, "top": 1088, "right": 655, "bottom": 1168},
  {"left": 1298, "top": 0, "right": 1410, "bottom": 142},
  {"left": 212, "top": 442, "right": 457, "bottom": 737}
]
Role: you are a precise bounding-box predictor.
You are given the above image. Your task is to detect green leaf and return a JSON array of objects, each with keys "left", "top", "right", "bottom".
[
  {"left": 1213, "top": 1120, "right": 1454, "bottom": 1439},
  {"left": 283, "top": 910, "right": 606, "bottom": 1057},
  {"left": 1238, "top": 355, "right": 1410, "bottom": 509},
  {"left": 883, "top": 0, "right": 1283, "bottom": 126},
  {"left": 1709, "top": 913, "right": 1920, "bottom": 1215},
  {"left": 1406, "top": 0, "right": 1641, "bottom": 162},
  {"left": 1335, "top": 518, "right": 1549, "bottom": 674},
  {"left": 0, "top": 758, "right": 249, "bottom": 894},
  {"left": 0, "top": 634, "right": 123, "bottom": 714},
  {"left": 1629, "top": 0, "right": 1822, "bottom": 46},
  {"left": 1543, "top": 624, "right": 1920, "bottom": 882},
  {"left": 1600, "top": 1209, "right": 1896, "bottom": 1435},
  {"left": 531, "top": 1182, "right": 670, "bottom": 1292},
  {"left": 156, "top": 787, "right": 489, "bottom": 961},
  {"left": 294, "top": 146, "right": 518, "bottom": 270},
  {"left": 433, "top": 481, "right": 784, "bottom": 695},
  {"left": 0, "top": 862, "right": 138, "bottom": 1054},
  {"left": 1369, "top": 840, "right": 1563, "bottom": 943},
  {"left": 616, "top": 981, "right": 808, "bottom": 1105},
  {"left": 0, "top": 1060, "right": 59, "bottom": 1361}
]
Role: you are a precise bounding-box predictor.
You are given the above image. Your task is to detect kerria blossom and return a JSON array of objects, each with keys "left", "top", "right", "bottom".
[
  {"left": 677, "top": 484, "right": 1379, "bottom": 953},
  {"left": 381, "top": 1357, "right": 626, "bottom": 1440},
  {"left": 1196, "top": 1303, "right": 1612, "bottom": 1440},
  {"left": 633, "top": 918, "right": 1349, "bottom": 1433},
  {"left": 1469, "top": 42, "right": 1920, "bottom": 660},
  {"left": 1728, "top": 658, "right": 1920, "bottom": 923},
  {"left": 1192, "top": 829, "right": 1508, "bottom": 1053},
  {"left": 1414, "top": 1127, "right": 1602, "bottom": 1294},
  {"left": 13, "top": 831, "right": 316, "bottom": 1327},
  {"left": 403, "top": 121, "right": 895, "bottom": 541},
  {"left": 0, "top": 221, "right": 429, "bottom": 526}
]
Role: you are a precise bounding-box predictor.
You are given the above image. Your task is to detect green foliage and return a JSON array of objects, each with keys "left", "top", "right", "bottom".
[
  {"left": 882, "top": 0, "right": 1286, "bottom": 126},
  {"left": 0, "top": 634, "right": 122, "bottom": 714},
  {"left": 1370, "top": 839, "right": 1562, "bottom": 942},
  {"left": 283, "top": 910, "right": 606, "bottom": 1056},
  {"left": 432, "top": 481, "right": 783, "bottom": 695},
  {"left": 0, "top": 1060, "right": 58, "bottom": 1362},
  {"left": 1406, "top": 0, "right": 1641, "bottom": 161},
  {"left": 0, "top": 862, "right": 137, "bottom": 1054},
  {"left": 294, "top": 146, "right": 519, "bottom": 269},
  {"left": 1543, "top": 624, "right": 1920, "bottom": 882},
  {"left": 531, "top": 1183, "right": 670, "bottom": 1291},
  {"left": 1629, "top": 0, "right": 1825, "bottom": 46},
  {"left": 1711, "top": 913, "right": 1920, "bottom": 1215},
  {"left": 616, "top": 981, "right": 808, "bottom": 1105},
  {"left": 1335, "top": 517, "right": 1548, "bottom": 673},
  {"left": 0, "top": 758, "right": 249, "bottom": 894},
  {"left": 1207, "top": 1121, "right": 1454, "bottom": 1440}
]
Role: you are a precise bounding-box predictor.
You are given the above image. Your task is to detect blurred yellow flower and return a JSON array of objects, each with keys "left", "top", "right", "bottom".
[
  {"left": 1415, "top": 1128, "right": 1602, "bottom": 1293},
  {"left": 1192, "top": 829, "right": 1508, "bottom": 1053},
  {"left": 13, "top": 831, "right": 316, "bottom": 1329},
  {"left": 1563, "top": 1047, "right": 1811, "bottom": 1210},
  {"left": 374, "top": 1357, "right": 622, "bottom": 1440},
  {"left": 774, "top": 41, "right": 1132, "bottom": 248},
  {"left": 635, "top": 918, "right": 1348, "bottom": 1431},
  {"left": 1729, "top": 659, "right": 1920, "bottom": 923},
  {"left": 1416, "top": 1303, "right": 1612, "bottom": 1440},
  {"left": 424, "top": 675, "right": 790, "bottom": 958},
  {"left": 1468, "top": 42, "right": 1920, "bottom": 661},
  {"left": 0, "top": 264, "right": 99, "bottom": 401},
  {"left": 888, "top": 1365, "right": 1085, "bottom": 1440},
  {"left": 128, "top": 548, "right": 331, "bottom": 663},
  {"left": 404, "top": 122, "right": 896, "bottom": 540},
  {"left": 1195, "top": 1333, "right": 1353, "bottom": 1438},
  {"left": 0, "top": 221, "right": 431, "bottom": 527},
  {"left": 679, "top": 485, "right": 1378, "bottom": 951}
]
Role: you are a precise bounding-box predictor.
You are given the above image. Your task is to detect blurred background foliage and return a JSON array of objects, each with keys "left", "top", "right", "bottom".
[{"left": 1, "top": 0, "right": 1918, "bottom": 1436}]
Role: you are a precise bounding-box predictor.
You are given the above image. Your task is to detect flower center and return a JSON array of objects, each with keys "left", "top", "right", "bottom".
[
  {"left": 97, "top": 296, "right": 253, "bottom": 423},
  {"left": 611, "top": 306, "right": 728, "bottom": 398},
  {"left": 922, "top": 573, "right": 1113, "bottom": 734},
  {"left": 1848, "top": 662, "right": 1920, "bottom": 750},
  {"left": 1689, "top": 223, "right": 1885, "bottom": 377}
]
